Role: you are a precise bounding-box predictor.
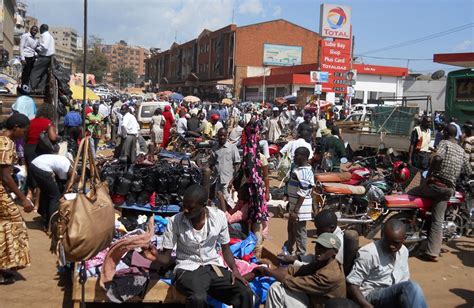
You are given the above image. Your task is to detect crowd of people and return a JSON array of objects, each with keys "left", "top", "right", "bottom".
[{"left": 0, "top": 90, "right": 472, "bottom": 308}]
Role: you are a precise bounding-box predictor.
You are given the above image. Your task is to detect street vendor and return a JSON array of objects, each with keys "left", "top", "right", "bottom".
[
  {"left": 146, "top": 184, "right": 253, "bottom": 308},
  {"left": 203, "top": 113, "right": 223, "bottom": 139}
]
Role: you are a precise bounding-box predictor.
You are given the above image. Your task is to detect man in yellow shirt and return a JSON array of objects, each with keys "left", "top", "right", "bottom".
[{"left": 203, "top": 114, "right": 223, "bottom": 139}]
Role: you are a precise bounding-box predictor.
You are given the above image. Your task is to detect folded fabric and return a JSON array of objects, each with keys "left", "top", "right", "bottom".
[
  {"left": 249, "top": 276, "right": 277, "bottom": 307},
  {"left": 230, "top": 232, "right": 257, "bottom": 259},
  {"left": 105, "top": 272, "right": 149, "bottom": 303},
  {"left": 100, "top": 218, "right": 155, "bottom": 288}
]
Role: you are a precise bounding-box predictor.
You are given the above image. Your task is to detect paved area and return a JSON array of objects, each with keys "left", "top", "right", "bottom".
[{"left": 0, "top": 209, "right": 473, "bottom": 307}]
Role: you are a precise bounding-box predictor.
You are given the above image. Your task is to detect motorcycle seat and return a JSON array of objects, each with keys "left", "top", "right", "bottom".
[
  {"left": 384, "top": 194, "right": 433, "bottom": 208},
  {"left": 322, "top": 183, "right": 366, "bottom": 195},
  {"left": 316, "top": 172, "right": 352, "bottom": 183}
]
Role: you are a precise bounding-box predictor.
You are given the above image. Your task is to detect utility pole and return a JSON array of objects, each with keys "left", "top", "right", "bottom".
[
  {"left": 82, "top": 0, "right": 88, "bottom": 134},
  {"left": 262, "top": 66, "right": 266, "bottom": 105}
]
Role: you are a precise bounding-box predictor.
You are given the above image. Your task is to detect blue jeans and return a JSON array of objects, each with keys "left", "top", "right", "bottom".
[{"left": 366, "top": 281, "right": 427, "bottom": 308}]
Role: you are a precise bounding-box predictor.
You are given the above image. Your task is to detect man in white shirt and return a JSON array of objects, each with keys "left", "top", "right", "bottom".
[
  {"left": 280, "top": 130, "right": 314, "bottom": 161},
  {"left": 30, "top": 154, "right": 75, "bottom": 229},
  {"left": 176, "top": 110, "right": 188, "bottom": 138},
  {"left": 99, "top": 101, "right": 111, "bottom": 140},
  {"left": 119, "top": 105, "right": 139, "bottom": 164},
  {"left": 347, "top": 219, "right": 427, "bottom": 308},
  {"left": 19, "top": 25, "right": 38, "bottom": 87},
  {"left": 30, "top": 24, "right": 56, "bottom": 93}
]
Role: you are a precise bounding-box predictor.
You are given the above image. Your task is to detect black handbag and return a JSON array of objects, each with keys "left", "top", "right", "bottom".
[{"left": 37, "top": 130, "right": 59, "bottom": 154}]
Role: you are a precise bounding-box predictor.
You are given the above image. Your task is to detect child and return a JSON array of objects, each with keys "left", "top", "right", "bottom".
[{"left": 285, "top": 146, "right": 314, "bottom": 256}]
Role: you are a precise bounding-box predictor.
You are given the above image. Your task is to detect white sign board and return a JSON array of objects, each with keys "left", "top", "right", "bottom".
[
  {"left": 320, "top": 4, "right": 352, "bottom": 40},
  {"left": 263, "top": 44, "right": 302, "bottom": 66}
]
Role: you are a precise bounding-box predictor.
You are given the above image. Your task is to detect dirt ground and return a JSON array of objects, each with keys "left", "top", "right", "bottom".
[{"left": 0, "top": 209, "right": 473, "bottom": 308}]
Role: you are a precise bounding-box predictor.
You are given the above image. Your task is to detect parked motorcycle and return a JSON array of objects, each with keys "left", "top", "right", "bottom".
[
  {"left": 338, "top": 178, "right": 474, "bottom": 256},
  {"left": 315, "top": 156, "right": 409, "bottom": 219}
]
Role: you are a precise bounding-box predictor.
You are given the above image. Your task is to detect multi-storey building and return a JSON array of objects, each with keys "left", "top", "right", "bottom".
[
  {"left": 0, "top": 0, "right": 16, "bottom": 62},
  {"left": 145, "top": 19, "right": 321, "bottom": 99},
  {"left": 50, "top": 26, "right": 78, "bottom": 73},
  {"left": 98, "top": 40, "right": 150, "bottom": 84}
]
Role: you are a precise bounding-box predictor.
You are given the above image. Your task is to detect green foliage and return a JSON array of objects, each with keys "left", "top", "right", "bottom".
[{"left": 112, "top": 66, "right": 137, "bottom": 88}]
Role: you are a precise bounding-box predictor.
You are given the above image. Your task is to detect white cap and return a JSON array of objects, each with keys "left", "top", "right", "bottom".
[{"left": 272, "top": 107, "right": 279, "bottom": 111}]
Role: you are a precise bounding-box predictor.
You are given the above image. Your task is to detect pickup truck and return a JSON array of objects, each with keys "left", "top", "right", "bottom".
[{"left": 337, "top": 106, "right": 419, "bottom": 153}]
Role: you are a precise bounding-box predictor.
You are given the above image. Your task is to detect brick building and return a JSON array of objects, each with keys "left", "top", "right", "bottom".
[
  {"left": 145, "top": 19, "right": 321, "bottom": 99},
  {"left": 99, "top": 40, "right": 150, "bottom": 85}
]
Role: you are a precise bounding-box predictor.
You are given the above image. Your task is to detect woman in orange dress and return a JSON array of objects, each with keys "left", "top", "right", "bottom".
[{"left": 0, "top": 113, "right": 33, "bottom": 284}]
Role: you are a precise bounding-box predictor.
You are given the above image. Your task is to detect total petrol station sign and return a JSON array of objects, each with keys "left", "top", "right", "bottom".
[
  {"left": 319, "top": 39, "right": 351, "bottom": 93},
  {"left": 320, "top": 4, "right": 352, "bottom": 40}
]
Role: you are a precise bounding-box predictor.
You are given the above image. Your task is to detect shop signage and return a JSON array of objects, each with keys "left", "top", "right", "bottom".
[{"left": 319, "top": 40, "right": 351, "bottom": 93}]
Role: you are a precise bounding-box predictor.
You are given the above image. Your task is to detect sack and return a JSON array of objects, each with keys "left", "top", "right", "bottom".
[
  {"left": 277, "top": 153, "right": 291, "bottom": 181},
  {"left": 53, "top": 136, "right": 115, "bottom": 262},
  {"left": 37, "top": 128, "right": 59, "bottom": 154}
]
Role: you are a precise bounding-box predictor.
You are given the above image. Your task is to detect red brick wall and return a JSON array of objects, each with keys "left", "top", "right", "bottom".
[{"left": 235, "top": 20, "right": 321, "bottom": 67}]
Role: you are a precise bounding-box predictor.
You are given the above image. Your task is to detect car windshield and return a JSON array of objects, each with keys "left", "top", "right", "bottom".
[{"left": 141, "top": 105, "right": 157, "bottom": 118}]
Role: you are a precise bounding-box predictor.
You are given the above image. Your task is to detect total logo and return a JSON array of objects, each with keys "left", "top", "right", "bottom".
[{"left": 327, "top": 7, "right": 347, "bottom": 29}]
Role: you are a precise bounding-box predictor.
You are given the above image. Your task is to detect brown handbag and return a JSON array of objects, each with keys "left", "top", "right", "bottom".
[{"left": 53, "top": 136, "right": 115, "bottom": 262}]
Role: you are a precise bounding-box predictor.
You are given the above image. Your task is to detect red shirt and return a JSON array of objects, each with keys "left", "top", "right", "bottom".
[
  {"left": 27, "top": 117, "right": 52, "bottom": 144},
  {"left": 85, "top": 106, "right": 93, "bottom": 116}
]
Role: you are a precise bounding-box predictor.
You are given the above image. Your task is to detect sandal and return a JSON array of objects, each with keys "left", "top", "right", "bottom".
[{"left": 418, "top": 253, "right": 439, "bottom": 262}]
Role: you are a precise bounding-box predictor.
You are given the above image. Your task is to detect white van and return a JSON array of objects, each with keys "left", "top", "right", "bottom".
[{"left": 137, "top": 101, "right": 175, "bottom": 137}]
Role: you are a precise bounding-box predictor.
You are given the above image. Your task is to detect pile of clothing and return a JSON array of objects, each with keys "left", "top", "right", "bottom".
[{"left": 81, "top": 214, "right": 174, "bottom": 303}]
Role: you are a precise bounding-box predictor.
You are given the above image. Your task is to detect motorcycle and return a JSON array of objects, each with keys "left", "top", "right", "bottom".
[
  {"left": 315, "top": 156, "right": 408, "bottom": 219},
  {"left": 338, "top": 178, "right": 474, "bottom": 256}
]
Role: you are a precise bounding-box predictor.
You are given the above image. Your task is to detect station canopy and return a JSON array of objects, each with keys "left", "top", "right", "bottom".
[{"left": 433, "top": 52, "right": 474, "bottom": 68}]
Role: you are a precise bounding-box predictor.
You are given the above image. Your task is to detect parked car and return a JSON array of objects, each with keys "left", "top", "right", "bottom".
[{"left": 137, "top": 101, "right": 175, "bottom": 137}]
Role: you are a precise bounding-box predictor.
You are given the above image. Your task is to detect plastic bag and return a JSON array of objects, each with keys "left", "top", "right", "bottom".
[{"left": 277, "top": 153, "right": 291, "bottom": 181}]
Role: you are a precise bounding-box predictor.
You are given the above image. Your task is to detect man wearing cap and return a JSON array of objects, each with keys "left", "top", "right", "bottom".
[
  {"left": 267, "top": 107, "right": 285, "bottom": 143},
  {"left": 347, "top": 219, "right": 427, "bottom": 308},
  {"left": 253, "top": 232, "right": 346, "bottom": 308},
  {"left": 203, "top": 113, "right": 223, "bottom": 139}
]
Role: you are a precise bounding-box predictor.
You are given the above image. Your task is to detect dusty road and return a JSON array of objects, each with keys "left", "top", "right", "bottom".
[{"left": 0, "top": 209, "right": 473, "bottom": 308}]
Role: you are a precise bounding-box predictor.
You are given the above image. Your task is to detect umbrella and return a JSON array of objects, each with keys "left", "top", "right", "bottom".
[
  {"left": 70, "top": 85, "right": 100, "bottom": 100},
  {"left": 183, "top": 95, "right": 201, "bottom": 103},
  {"left": 284, "top": 95, "right": 296, "bottom": 102},
  {"left": 170, "top": 92, "right": 184, "bottom": 101},
  {"left": 221, "top": 98, "right": 233, "bottom": 106},
  {"left": 160, "top": 90, "right": 173, "bottom": 96}
]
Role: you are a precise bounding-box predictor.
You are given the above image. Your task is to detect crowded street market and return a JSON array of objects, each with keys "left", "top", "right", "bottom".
[{"left": 0, "top": 1, "right": 473, "bottom": 307}]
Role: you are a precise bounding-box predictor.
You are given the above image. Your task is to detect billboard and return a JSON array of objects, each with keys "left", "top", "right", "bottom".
[
  {"left": 320, "top": 4, "right": 352, "bottom": 40},
  {"left": 310, "top": 71, "right": 329, "bottom": 83},
  {"left": 263, "top": 44, "right": 302, "bottom": 66}
]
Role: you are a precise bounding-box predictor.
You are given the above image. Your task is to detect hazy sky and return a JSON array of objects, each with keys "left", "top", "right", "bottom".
[{"left": 25, "top": 0, "right": 474, "bottom": 73}]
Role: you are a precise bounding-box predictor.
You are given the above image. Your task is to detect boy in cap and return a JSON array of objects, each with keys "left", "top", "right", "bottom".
[
  {"left": 278, "top": 209, "right": 344, "bottom": 266},
  {"left": 253, "top": 232, "right": 346, "bottom": 307}
]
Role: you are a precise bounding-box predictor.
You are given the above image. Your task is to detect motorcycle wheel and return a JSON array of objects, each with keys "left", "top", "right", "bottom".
[
  {"left": 324, "top": 197, "right": 363, "bottom": 234},
  {"left": 387, "top": 212, "right": 423, "bottom": 257}
]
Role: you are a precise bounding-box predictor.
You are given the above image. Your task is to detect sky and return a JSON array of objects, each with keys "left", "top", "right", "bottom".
[{"left": 24, "top": 0, "right": 474, "bottom": 74}]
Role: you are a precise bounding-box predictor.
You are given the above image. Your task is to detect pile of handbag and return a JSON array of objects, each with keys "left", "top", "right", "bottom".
[{"left": 101, "top": 158, "right": 202, "bottom": 207}]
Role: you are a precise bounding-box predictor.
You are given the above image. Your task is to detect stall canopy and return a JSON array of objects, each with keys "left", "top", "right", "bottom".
[
  {"left": 70, "top": 85, "right": 100, "bottom": 100},
  {"left": 433, "top": 52, "right": 474, "bottom": 68}
]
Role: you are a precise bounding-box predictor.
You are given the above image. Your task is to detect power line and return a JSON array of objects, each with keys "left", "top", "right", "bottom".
[
  {"left": 356, "top": 55, "right": 432, "bottom": 61},
  {"left": 359, "top": 23, "right": 474, "bottom": 55}
]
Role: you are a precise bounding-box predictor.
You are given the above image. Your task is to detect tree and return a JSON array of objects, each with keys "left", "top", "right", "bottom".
[
  {"left": 75, "top": 35, "right": 108, "bottom": 83},
  {"left": 112, "top": 66, "right": 137, "bottom": 88}
]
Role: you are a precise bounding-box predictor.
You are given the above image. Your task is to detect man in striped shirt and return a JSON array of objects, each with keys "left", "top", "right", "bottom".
[{"left": 285, "top": 147, "right": 315, "bottom": 256}]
